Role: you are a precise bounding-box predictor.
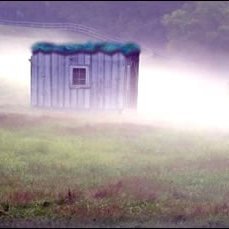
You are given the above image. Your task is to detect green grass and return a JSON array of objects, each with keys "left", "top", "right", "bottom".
[{"left": 1, "top": 107, "right": 229, "bottom": 227}]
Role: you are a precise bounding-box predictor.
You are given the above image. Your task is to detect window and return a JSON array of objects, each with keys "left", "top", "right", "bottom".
[
  {"left": 70, "top": 66, "right": 89, "bottom": 88},
  {"left": 73, "top": 68, "right": 86, "bottom": 85}
]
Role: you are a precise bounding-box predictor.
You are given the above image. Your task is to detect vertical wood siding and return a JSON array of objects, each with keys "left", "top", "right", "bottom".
[
  {"left": 51, "top": 53, "right": 58, "bottom": 107},
  {"left": 104, "top": 55, "right": 112, "bottom": 109},
  {"left": 31, "top": 55, "right": 37, "bottom": 106},
  {"left": 77, "top": 53, "right": 85, "bottom": 109},
  {"left": 111, "top": 54, "right": 119, "bottom": 109},
  {"left": 84, "top": 54, "right": 91, "bottom": 109},
  {"left": 58, "top": 55, "right": 64, "bottom": 108},
  {"left": 123, "top": 55, "right": 128, "bottom": 108},
  {"left": 64, "top": 56, "right": 70, "bottom": 108},
  {"left": 69, "top": 55, "right": 77, "bottom": 108},
  {"left": 126, "top": 58, "right": 131, "bottom": 108},
  {"left": 133, "top": 56, "right": 139, "bottom": 109},
  {"left": 118, "top": 54, "right": 126, "bottom": 110},
  {"left": 32, "top": 52, "right": 139, "bottom": 111},
  {"left": 37, "top": 52, "right": 44, "bottom": 106},
  {"left": 129, "top": 56, "right": 139, "bottom": 109},
  {"left": 98, "top": 53, "right": 104, "bottom": 109},
  {"left": 43, "top": 54, "right": 51, "bottom": 107},
  {"left": 91, "top": 53, "right": 98, "bottom": 109}
]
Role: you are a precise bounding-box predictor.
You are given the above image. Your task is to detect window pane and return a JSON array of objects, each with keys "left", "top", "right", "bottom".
[
  {"left": 73, "top": 76, "right": 78, "bottom": 85},
  {"left": 80, "top": 79, "right": 86, "bottom": 84},
  {"left": 72, "top": 68, "right": 86, "bottom": 86},
  {"left": 79, "top": 69, "right": 86, "bottom": 78},
  {"left": 73, "top": 69, "right": 77, "bottom": 77}
]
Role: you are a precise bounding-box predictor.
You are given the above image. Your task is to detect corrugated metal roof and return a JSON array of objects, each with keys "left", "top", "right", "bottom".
[{"left": 32, "top": 41, "right": 141, "bottom": 56}]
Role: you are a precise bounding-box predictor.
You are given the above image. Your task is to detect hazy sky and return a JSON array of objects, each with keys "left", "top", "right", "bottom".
[{"left": 1, "top": 1, "right": 229, "bottom": 128}]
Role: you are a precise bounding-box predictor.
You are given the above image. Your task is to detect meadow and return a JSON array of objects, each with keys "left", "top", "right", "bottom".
[{"left": 1, "top": 106, "right": 229, "bottom": 228}]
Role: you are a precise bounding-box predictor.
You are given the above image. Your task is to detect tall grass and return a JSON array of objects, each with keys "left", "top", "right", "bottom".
[{"left": 1, "top": 108, "right": 229, "bottom": 227}]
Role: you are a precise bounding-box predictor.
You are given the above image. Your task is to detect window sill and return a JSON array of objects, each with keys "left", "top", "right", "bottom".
[{"left": 70, "top": 85, "right": 91, "bottom": 89}]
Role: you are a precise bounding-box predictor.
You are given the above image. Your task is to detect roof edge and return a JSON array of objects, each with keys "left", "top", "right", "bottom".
[{"left": 31, "top": 41, "right": 141, "bottom": 56}]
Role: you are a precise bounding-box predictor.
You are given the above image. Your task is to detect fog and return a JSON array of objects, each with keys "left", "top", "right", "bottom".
[
  {"left": 1, "top": 25, "right": 229, "bottom": 130},
  {"left": 0, "top": 25, "right": 96, "bottom": 105},
  {"left": 138, "top": 59, "right": 229, "bottom": 129}
]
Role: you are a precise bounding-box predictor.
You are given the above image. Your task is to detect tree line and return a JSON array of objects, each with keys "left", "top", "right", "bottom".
[{"left": 0, "top": 1, "right": 228, "bottom": 57}]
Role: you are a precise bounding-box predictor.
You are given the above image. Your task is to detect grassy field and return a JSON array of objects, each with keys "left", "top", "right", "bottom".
[{"left": 1, "top": 107, "right": 229, "bottom": 228}]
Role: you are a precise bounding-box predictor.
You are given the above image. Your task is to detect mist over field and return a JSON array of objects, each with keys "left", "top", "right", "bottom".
[
  {"left": 1, "top": 24, "right": 229, "bottom": 129},
  {"left": 1, "top": 1, "right": 229, "bottom": 228},
  {"left": 0, "top": 1, "right": 229, "bottom": 125}
]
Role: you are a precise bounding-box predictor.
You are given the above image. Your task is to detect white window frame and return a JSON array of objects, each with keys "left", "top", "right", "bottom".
[{"left": 70, "top": 65, "right": 90, "bottom": 89}]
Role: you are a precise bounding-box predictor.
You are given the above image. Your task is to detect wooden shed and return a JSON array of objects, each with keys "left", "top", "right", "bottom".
[{"left": 30, "top": 41, "right": 140, "bottom": 111}]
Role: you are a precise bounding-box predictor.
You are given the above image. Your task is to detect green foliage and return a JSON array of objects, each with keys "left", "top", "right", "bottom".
[
  {"left": 32, "top": 42, "right": 141, "bottom": 56},
  {"left": 162, "top": 1, "right": 229, "bottom": 54},
  {"left": 1, "top": 1, "right": 228, "bottom": 58}
]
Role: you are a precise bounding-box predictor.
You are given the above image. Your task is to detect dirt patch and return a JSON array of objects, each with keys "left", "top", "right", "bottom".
[
  {"left": 86, "top": 177, "right": 172, "bottom": 202},
  {"left": 3, "top": 190, "right": 46, "bottom": 207},
  {"left": 56, "top": 188, "right": 83, "bottom": 205}
]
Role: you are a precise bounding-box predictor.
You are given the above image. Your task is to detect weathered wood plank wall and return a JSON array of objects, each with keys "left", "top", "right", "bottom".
[
  {"left": 64, "top": 56, "right": 70, "bottom": 108},
  {"left": 58, "top": 55, "right": 64, "bottom": 108},
  {"left": 104, "top": 55, "right": 112, "bottom": 109},
  {"left": 78, "top": 53, "right": 85, "bottom": 109},
  {"left": 84, "top": 54, "right": 91, "bottom": 109},
  {"left": 31, "top": 55, "right": 37, "bottom": 106},
  {"left": 44, "top": 54, "right": 51, "bottom": 107},
  {"left": 118, "top": 54, "right": 126, "bottom": 110},
  {"left": 91, "top": 53, "right": 98, "bottom": 109},
  {"left": 31, "top": 52, "right": 139, "bottom": 110}
]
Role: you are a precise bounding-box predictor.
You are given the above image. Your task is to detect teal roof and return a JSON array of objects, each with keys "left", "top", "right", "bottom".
[{"left": 32, "top": 41, "right": 141, "bottom": 56}]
